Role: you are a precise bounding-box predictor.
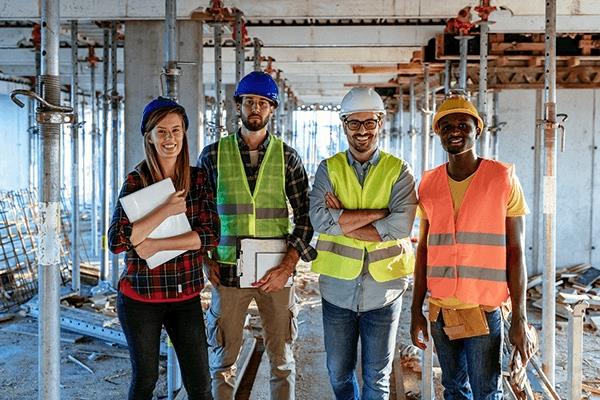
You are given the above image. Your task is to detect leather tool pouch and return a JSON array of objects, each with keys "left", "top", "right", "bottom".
[{"left": 433, "top": 305, "right": 490, "bottom": 340}]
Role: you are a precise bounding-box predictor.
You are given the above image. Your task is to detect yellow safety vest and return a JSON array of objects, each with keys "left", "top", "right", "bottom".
[
  {"left": 216, "top": 134, "right": 290, "bottom": 264},
  {"left": 312, "top": 151, "right": 415, "bottom": 282}
]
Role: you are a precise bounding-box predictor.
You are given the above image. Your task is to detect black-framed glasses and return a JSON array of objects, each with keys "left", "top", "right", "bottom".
[{"left": 344, "top": 118, "right": 380, "bottom": 131}]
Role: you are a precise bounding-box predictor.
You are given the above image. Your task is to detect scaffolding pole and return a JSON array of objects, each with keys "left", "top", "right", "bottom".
[
  {"left": 196, "top": 20, "right": 205, "bottom": 155},
  {"left": 409, "top": 77, "right": 418, "bottom": 172},
  {"left": 456, "top": 36, "right": 473, "bottom": 93},
  {"left": 443, "top": 60, "right": 451, "bottom": 94},
  {"left": 214, "top": 24, "right": 224, "bottom": 138},
  {"left": 70, "top": 20, "right": 81, "bottom": 293},
  {"left": 110, "top": 21, "right": 120, "bottom": 288},
  {"left": 398, "top": 87, "right": 404, "bottom": 160},
  {"left": 491, "top": 91, "right": 501, "bottom": 160},
  {"left": 164, "top": 0, "right": 180, "bottom": 100},
  {"left": 478, "top": 21, "right": 490, "bottom": 158},
  {"left": 100, "top": 26, "right": 110, "bottom": 281},
  {"left": 90, "top": 64, "right": 98, "bottom": 257},
  {"left": 235, "top": 10, "right": 245, "bottom": 85},
  {"left": 541, "top": 0, "right": 558, "bottom": 384},
  {"left": 421, "top": 64, "right": 431, "bottom": 175},
  {"left": 253, "top": 37, "right": 262, "bottom": 72}
]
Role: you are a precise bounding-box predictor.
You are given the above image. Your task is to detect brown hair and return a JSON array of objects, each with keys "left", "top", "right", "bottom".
[{"left": 139, "top": 106, "right": 191, "bottom": 196}]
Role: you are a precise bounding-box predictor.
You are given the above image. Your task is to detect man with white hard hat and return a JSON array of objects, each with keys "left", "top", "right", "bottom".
[{"left": 309, "top": 87, "right": 417, "bottom": 399}]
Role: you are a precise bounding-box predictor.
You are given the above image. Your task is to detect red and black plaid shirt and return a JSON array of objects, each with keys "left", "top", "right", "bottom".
[{"left": 108, "top": 164, "right": 220, "bottom": 300}]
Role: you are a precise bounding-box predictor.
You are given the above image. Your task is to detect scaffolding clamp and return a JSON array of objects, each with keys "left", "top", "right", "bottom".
[
  {"left": 10, "top": 89, "right": 75, "bottom": 124},
  {"left": 536, "top": 112, "right": 568, "bottom": 152}
]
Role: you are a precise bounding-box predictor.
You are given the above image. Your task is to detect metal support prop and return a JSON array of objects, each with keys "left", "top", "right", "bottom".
[
  {"left": 421, "top": 316, "right": 435, "bottom": 399},
  {"left": 70, "top": 20, "right": 80, "bottom": 293},
  {"left": 444, "top": 60, "right": 451, "bottom": 94},
  {"left": 421, "top": 64, "right": 431, "bottom": 174},
  {"left": 90, "top": 65, "right": 98, "bottom": 257},
  {"left": 409, "top": 78, "right": 418, "bottom": 172},
  {"left": 100, "top": 26, "right": 110, "bottom": 281},
  {"left": 478, "top": 22, "right": 490, "bottom": 158},
  {"left": 456, "top": 36, "right": 473, "bottom": 93},
  {"left": 567, "top": 301, "right": 588, "bottom": 400},
  {"left": 541, "top": 0, "right": 558, "bottom": 384},
  {"left": 80, "top": 97, "right": 86, "bottom": 207},
  {"left": 491, "top": 91, "right": 501, "bottom": 160},
  {"left": 197, "top": 20, "right": 205, "bottom": 155},
  {"left": 398, "top": 87, "right": 404, "bottom": 159},
  {"left": 110, "top": 21, "right": 120, "bottom": 288},
  {"left": 164, "top": 0, "right": 180, "bottom": 100},
  {"left": 253, "top": 37, "right": 262, "bottom": 72},
  {"left": 28, "top": 96, "right": 39, "bottom": 191},
  {"left": 235, "top": 10, "right": 244, "bottom": 85},
  {"left": 214, "top": 24, "right": 224, "bottom": 138}
]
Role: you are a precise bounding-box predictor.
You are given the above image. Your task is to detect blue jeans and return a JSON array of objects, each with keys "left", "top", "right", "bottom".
[
  {"left": 117, "top": 293, "right": 212, "bottom": 400},
  {"left": 322, "top": 297, "right": 402, "bottom": 400},
  {"left": 430, "top": 308, "right": 503, "bottom": 400}
]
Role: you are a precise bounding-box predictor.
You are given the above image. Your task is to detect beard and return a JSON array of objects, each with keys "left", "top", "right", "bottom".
[{"left": 241, "top": 113, "right": 269, "bottom": 132}]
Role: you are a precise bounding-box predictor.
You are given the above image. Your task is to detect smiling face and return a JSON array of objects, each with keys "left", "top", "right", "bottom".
[
  {"left": 343, "top": 111, "right": 383, "bottom": 159},
  {"left": 437, "top": 113, "right": 480, "bottom": 155},
  {"left": 147, "top": 112, "right": 185, "bottom": 162}
]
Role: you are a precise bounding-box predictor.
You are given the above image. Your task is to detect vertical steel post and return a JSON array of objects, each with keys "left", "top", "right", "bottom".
[
  {"left": 214, "top": 24, "right": 223, "bottom": 138},
  {"left": 110, "top": 21, "right": 120, "bottom": 288},
  {"left": 70, "top": 20, "right": 80, "bottom": 293},
  {"left": 491, "top": 90, "right": 500, "bottom": 160},
  {"left": 90, "top": 64, "right": 98, "bottom": 257},
  {"left": 197, "top": 20, "right": 205, "bottom": 155},
  {"left": 100, "top": 27, "right": 110, "bottom": 281},
  {"left": 164, "top": 0, "right": 179, "bottom": 99},
  {"left": 253, "top": 37, "right": 261, "bottom": 72},
  {"left": 235, "top": 10, "right": 245, "bottom": 85},
  {"left": 456, "top": 36, "right": 473, "bottom": 93},
  {"left": 80, "top": 97, "right": 86, "bottom": 207},
  {"left": 533, "top": 89, "right": 543, "bottom": 277},
  {"left": 421, "top": 64, "right": 431, "bottom": 174},
  {"left": 421, "top": 318, "right": 435, "bottom": 399},
  {"left": 444, "top": 60, "right": 451, "bottom": 94},
  {"left": 409, "top": 78, "right": 417, "bottom": 172},
  {"left": 542, "top": 0, "right": 557, "bottom": 384},
  {"left": 478, "top": 22, "right": 490, "bottom": 158},
  {"left": 398, "top": 87, "right": 404, "bottom": 160},
  {"left": 567, "top": 302, "right": 588, "bottom": 400},
  {"left": 28, "top": 96, "right": 38, "bottom": 190},
  {"left": 39, "top": 0, "right": 63, "bottom": 397}
]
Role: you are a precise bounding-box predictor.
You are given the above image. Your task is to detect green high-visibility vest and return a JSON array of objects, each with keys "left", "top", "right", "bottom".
[
  {"left": 312, "top": 151, "right": 415, "bottom": 282},
  {"left": 216, "top": 134, "right": 290, "bottom": 264}
]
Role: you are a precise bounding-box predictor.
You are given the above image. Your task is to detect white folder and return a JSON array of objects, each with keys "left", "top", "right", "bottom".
[
  {"left": 237, "top": 238, "right": 292, "bottom": 288},
  {"left": 119, "top": 178, "right": 191, "bottom": 269}
]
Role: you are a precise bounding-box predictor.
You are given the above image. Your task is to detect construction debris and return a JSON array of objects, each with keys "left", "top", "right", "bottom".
[{"left": 68, "top": 354, "right": 95, "bottom": 375}]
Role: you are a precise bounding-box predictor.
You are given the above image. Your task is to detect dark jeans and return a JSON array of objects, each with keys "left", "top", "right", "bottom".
[
  {"left": 430, "top": 308, "right": 503, "bottom": 400},
  {"left": 117, "top": 293, "right": 212, "bottom": 400}
]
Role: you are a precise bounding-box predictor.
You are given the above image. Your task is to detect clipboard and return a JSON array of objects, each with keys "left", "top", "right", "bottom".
[
  {"left": 237, "top": 238, "right": 292, "bottom": 288},
  {"left": 119, "top": 178, "right": 191, "bottom": 269}
]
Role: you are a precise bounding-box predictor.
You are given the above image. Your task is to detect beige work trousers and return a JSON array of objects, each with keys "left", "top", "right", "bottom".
[{"left": 206, "top": 285, "right": 298, "bottom": 400}]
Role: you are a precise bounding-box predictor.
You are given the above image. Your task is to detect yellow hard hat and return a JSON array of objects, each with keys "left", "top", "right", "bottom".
[{"left": 432, "top": 95, "right": 484, "bottom": 133}]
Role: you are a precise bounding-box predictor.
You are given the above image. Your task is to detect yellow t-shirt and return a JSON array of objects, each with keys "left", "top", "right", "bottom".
[{"left": 419, "top": 167, "right": 529, "bottom": 309}]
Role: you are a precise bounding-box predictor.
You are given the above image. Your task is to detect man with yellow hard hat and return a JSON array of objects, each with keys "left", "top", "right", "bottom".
[{"left": 410, "top": 94, "right": 533, "bottom": 399}]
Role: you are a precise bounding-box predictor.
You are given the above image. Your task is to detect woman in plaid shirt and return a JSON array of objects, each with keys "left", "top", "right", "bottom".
[{"left": 108, "top": 97, "right": 219, "bottom": 400}]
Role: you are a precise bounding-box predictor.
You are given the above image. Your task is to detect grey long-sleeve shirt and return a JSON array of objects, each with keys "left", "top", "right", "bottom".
[{"left": 309, "top": 149, "right": 418, "bottom": 312}]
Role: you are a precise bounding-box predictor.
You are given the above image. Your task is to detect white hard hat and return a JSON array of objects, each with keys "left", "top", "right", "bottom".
[{"left": 339, "top": 87, "right": 386, "bottom": 118}]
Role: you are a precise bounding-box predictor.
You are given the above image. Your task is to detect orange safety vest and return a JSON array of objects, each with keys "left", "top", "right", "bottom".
[{"left": 418, "top": 159, "right": 512, "bottom": 307}]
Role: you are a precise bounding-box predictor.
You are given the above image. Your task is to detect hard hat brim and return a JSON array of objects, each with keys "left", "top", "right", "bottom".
[{"left": 433, "top": 108, "right": 484, "bottom": 133}]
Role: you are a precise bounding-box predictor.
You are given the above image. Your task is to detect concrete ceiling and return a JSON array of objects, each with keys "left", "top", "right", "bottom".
[{"left": 1, "top": 0, "right": 600, "bottom": 104}]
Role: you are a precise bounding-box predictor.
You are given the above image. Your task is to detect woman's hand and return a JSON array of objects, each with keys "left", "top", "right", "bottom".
[
  {"left": 162, "top": 190, "right": 187, "bottom": 217},
  {"left": 135, "top": 238, "right": 161, "bottom": 259}
]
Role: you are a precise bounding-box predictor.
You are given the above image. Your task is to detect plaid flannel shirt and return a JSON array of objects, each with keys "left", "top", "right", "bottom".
[
  {"left": 197, "top": 131, "right": 317, "bottom": 287},
  {"left": 108, "top": 164, "right": 220, "bottom": 300}
]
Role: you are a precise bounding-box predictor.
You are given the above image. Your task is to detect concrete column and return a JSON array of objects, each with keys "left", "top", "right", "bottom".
[{"left": 124, "top": 20, "right": 202, "bottom": 172}]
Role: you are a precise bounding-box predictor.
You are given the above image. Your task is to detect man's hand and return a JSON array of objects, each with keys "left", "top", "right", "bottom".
[
  {"left": 135, "top": 238, "right": 160, "bottom": 259},
  {"left": 325, "top": 192, "right": 343, "bottom": 209},
  {"left": 509, "top": 316, "right": 533, "bottom": 363},
  {"left": 252, "top": 264, "right": 293, "bottom": 293},
  {"left": 203, "top": 256, "right": 221, "bottom": 286},
  {"left": 410, "top": 311, "right": 429, "bottom": 350}
]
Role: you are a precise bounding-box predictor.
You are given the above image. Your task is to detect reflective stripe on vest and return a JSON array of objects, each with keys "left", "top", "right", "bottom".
[
  {"left": 419, "top": 159, "right": 512, "bottom": 306},
  {"left": 216, "top": 134, "right": 290, "bottom": 264},
  {"left": 312, "top": 151, "right": 415, "bottom": 282}
]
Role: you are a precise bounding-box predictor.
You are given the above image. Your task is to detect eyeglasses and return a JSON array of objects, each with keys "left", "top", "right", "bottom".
[
  {"left": 242, "top": 98, "right": 272, "bottom": 111},
  {"left": 344, "top": 118, "right": 380, "bottom": 131}
]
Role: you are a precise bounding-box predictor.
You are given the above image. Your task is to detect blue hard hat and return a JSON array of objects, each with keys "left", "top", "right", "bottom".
[
  {"left": 140, "top": 96, "right": 189, "bottom": 135},
  {"left": 234, "top": 71, "right": 279, "bottom": 107}
]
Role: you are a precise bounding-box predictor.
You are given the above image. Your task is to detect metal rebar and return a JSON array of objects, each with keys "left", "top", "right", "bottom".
[
  {"left": 70, "top": 20, "right": 80, "bottom": 293},
  {"left": 422, "top": 64, "right": 431, "bottom": 174},
  {"left": 100, "top": 26, "right": 110, "bottom": 282},
  {"left": 567, "top": 301, "right": 588, "bottom": 400},
  {"left": 164, "top": 0, "right": 179, "bottom": 100},
  {"left": 214, "top": 24, "right": 223, "bottom": 137},
  {"left": 479, "top": 22, "right": 490, "bottom": 158},
  {"left": 110, "top": 21, "right": 119, "bottom": 288},
  {"left": 235, "top": 9, "right": 244, "bottom": 86},
  {"left": 253, "top": 37, "right": 261, "bottom": 72},
  {"left": 38, "top": 0, "right": 62, "bottom": 398},
  {"left": 541, "top": 0, "right": 557, "bottom": 385},
  {"left": 90, "top": 64, "right": 98, "bottom": 256}
]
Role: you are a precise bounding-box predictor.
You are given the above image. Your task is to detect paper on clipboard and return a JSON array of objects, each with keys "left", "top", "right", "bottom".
[
  {"left": 119, "top": 178, "right": 191, "bottom": 269},
  {"left": 237, "top": 238, "right": 292, "bottom": 288}
]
